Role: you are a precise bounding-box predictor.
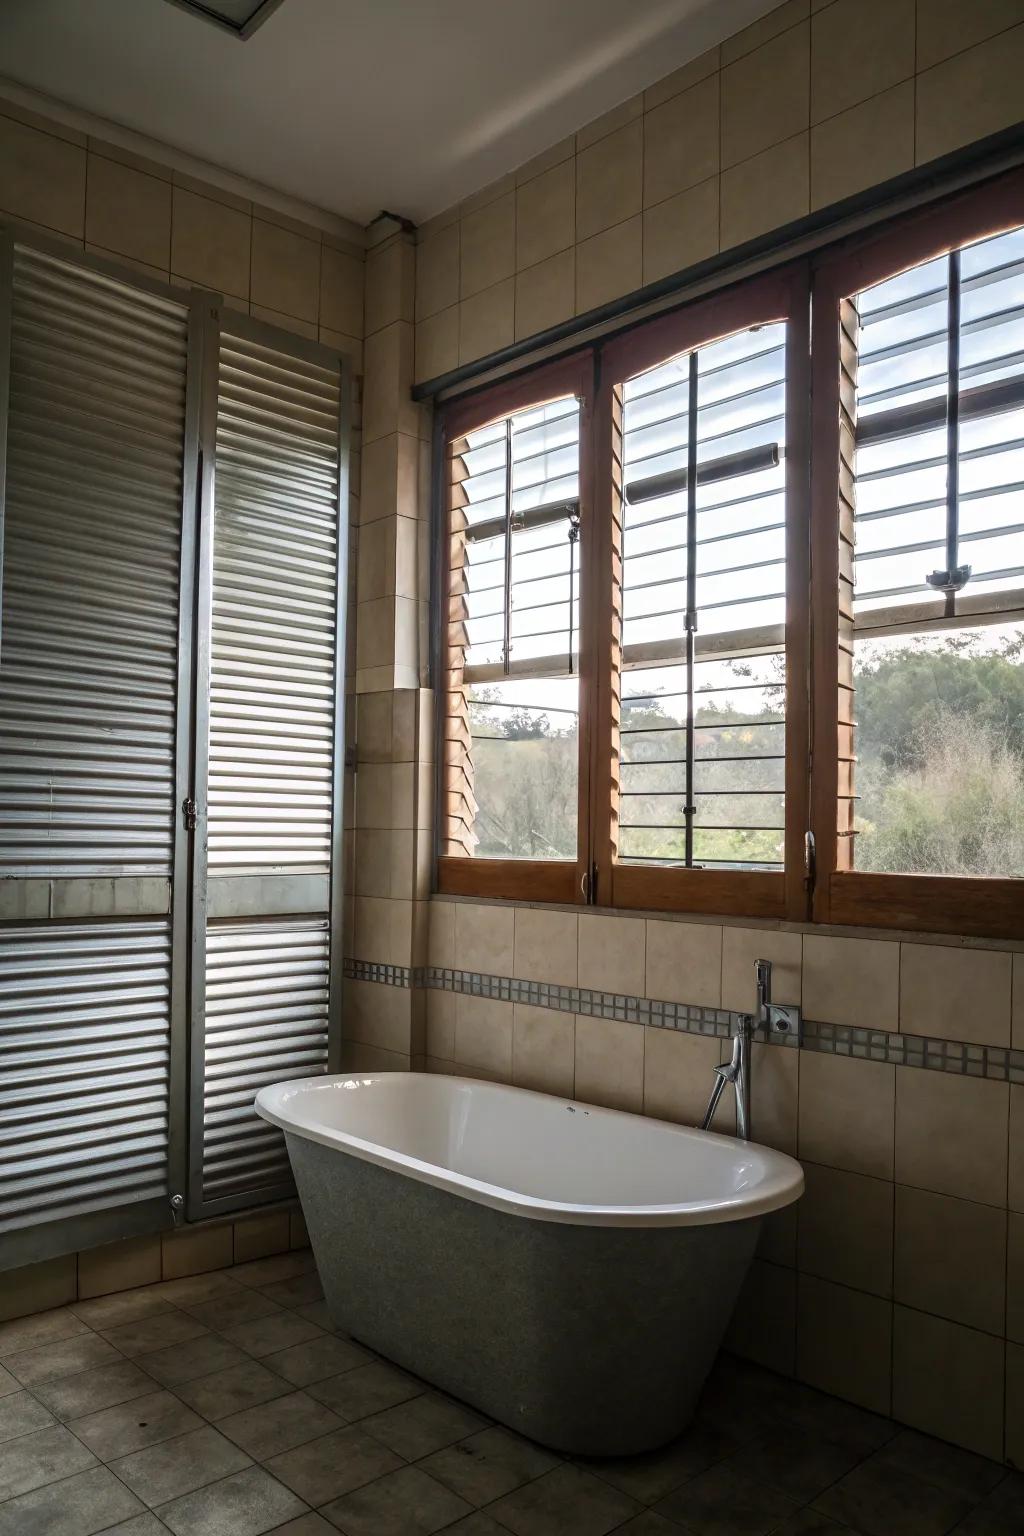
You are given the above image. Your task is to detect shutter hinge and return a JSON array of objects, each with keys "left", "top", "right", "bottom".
[{"left": 182, "top": 797, "right": 198, "bottom": 833}]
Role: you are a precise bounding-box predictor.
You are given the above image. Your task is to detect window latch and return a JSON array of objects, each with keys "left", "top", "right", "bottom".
[
  {"left": 182, "top": 797, "right": 198, "bottom": 832},
  {"left": 804, "top": 830, "right": 816, "bottom": 892}
]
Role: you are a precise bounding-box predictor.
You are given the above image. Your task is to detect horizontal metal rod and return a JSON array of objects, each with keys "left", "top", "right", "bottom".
[
  {"left": 625, "top": 441, "right": 781, "bottom": 504},
  {"left": 856, "top": 373, "right": 1024, "bottom": 447},
  {"left": 463, "top": 496, "right": 579, "bottom": 545}
]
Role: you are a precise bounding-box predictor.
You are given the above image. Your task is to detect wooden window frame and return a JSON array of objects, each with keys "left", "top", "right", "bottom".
[
  {"left": 810, "top": 167, "right": 1024, "bottom": 940},
  {"left": 592, "top": 264, "right": 812, "bottom": 921},
  {"left": 436, "top": 350, "right": 596, "bottom": 905}
]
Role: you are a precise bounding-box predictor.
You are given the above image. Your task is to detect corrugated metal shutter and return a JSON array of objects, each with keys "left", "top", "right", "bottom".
[
  {"left": 0, "top": 919, "right": 172, "bottom": 1233},
  {"left": 209, "top": 332, "right": 341, "bottom": 871},
  {"left": 193, "top": 319, "right": 345, "bottom": 1214},
  {"left": 201, "top": 917, "right": 330, "bottom": 1204},
  {"left": 0, "top": 245, "right": 188, "bottom": 877}
]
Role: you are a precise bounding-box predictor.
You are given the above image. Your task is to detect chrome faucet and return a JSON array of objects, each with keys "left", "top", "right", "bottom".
[{"left": 701, "top": 957, "right": 797, "bottom": 1142}]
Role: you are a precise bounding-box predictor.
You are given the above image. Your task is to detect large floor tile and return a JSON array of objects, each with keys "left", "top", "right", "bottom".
[
  {"left": 140, "top": 1332, "right": 251, "bottom": 1386},
  {"left": 31, "top": 1359, "right": 155, "bottom": 1422},
  {"left": 874, "top": 1428, "right": 1006, "bottom": 1500},
  {"left": 229, "top": 1253, "right": 316, "bottom": 1289},
  {"left": 69, "top": 1387, "right": 203, "bottom": 1460},
  {"left": 70, "top": 1291, "right": 173, "bottom": 1331},
  {"left": 0, "top": 1387, "right": 54, "bottom": 1441},
  {"left": 263, "top": 1334, "right": 371, "bottom": 1388},
  {"left": 813, "top": 1456, "right": 975, "bottom": 1536},
  {"left": 0, "top": 1363, "right": 19, "bottom": 1398},
  {"left": 218, "top": 1389, "right": 346, "bottom": 1460},
  {"left": 319, "top": 1464, "right": 472, "bottom": 1535},
  {"left": 175, "top": 1359, "right": 293, "bottom": 1421},
  {"left": 259, "top": 1275, "right": 325, "bottom": 1310},
  {"left": 655, "top": 1460, "right": 799, "bottom": 1535},
  {"left": 724, "top": 1426, "right": 868, "bottom": 1504},
  {"left": 151, "top": 1273, "right": 244, "bottom": 1307},
  {"left": 0, "top": 1421, "right": 98, "bottom": 1500},
  {"left": 101, "top": 1515, "right": 170, "bottom": 1536},
  {"left": 952, "top": 1472, "right": 1024, "bottom": 1534},
  {"left": 185, "top": 1291, "right": 284, "bottom": 1332},
  {"left": 262, "top": 1516, "right": 336, "bottom": 1536},
  {"left": 0, "top": 1308, "right": 88, "bottom": 1356},
  {"left": 223, "top": 1312, "right": 326, "bottom": 1359},
  {"left": 111, "top": 1424, "right": 252, "bottom": 1506},
  {"left": 361, "top": 1390, "right": 489, "bottom": 1460},
  {"left": 2, "top": 1333, "right": 122, "bottom": 1387},
  {"left": 307, "top": 1361, "right": 425, "bottom": 1422},
  {"left": 99, "top": 1311, "right": 211, "bottom": 1358},
  {"left": 265, "top": 1423, "right": 404, "bottom": 1505},
  {"left": 0, "top": 1463, "right": 143, "bottom": 1536},
  {"left": 580, "top": 1423, "right": 736, "bottom": 1504},
  {"left": 157, "top": 1465, "right": 308, "bottom": 1536},
  {"left": 486, "top": 1464, "right": 640, "bottom": 1536},
  {"left": 422, "top": 1425, "right": 560, "bottom": 1507}
]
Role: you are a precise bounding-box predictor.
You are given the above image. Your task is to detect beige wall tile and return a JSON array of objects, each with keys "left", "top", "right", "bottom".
[
  {"left": 750, "top": 1041, "right": 799, "bottom": 1154},
  {"left": 363, "top": 321, "right": 417, "bottom": 444},
  {"left": 1008, "top": 1342, "right": 1024, "bottom": 1468},
  {"left": 643, "top": 74, "right": 720, "bottom": 208},
  {"left": 1012, "top": 953, "right": 1024, "bottom": 1049},
  {"left": 416, "top": 222, "right": 459, "bottom": 321},
  {"left": 171, "top": 187, "right": 250, "bottom": 299},
  {"left": 720, "top": 133, "right": 809, "bottom": 250},
  {"left": 161, "top": 1223, "right": 233, "bottom": 1280},
  {"left": 575, "top": 120, "right": 642, "bottom": 242},
  {"left": 1015, "top": 1086, "right": 1024, "bottom": 1213},
  {"left": 342, "top": 1040, "right": 411, "bottom": 1073},
  {"left": 0, "top": 1256, "right": 77, "bottom": 1323},
  {"left": 645, "top": 920, "right": 722, "bottom": 1006},
  {"left": 345, "top": 975, "right": 412, "bottom": 1053},
  {"left": 515, "top": 249, "right": 575, "bottom": 341},
  {"left": 577, "top": 912, "right": 645, "bottom": 995},
  {"left": 576, "top": 94, "right": 644, "bottom": 153},
  {"left": 802, "top": 933, "right": 899, "bottom": 1030},
  {"left": 233, "top": 1211, "right": 290, "bottom": 1264},
  {"left": 895, "top": 1184, "right": 1006, "bottom": 1335},
  {"left": 721, "top": 0, "right": 809, "bottom": 65},
  {"left": 356, "top": 690, "right": 393, "bottom": 762},
  {"left": 726, "top": 1259, "right": 796, "bottom": 1375},
  {"left": 810, "top": 0, "right": 915, "bottom": 124},
  {"left": 251, "top": 218, "right": 319, "bottom": 322},
  {"left": 722, "top": 927, "right": 802, "bottom": 1013},
  {"left": 798, "top": 1161, "right": 894, "bottom": 1296},
  {"left": 77, "top": 1236, "right": 161, "bottom": 1299},
  {"left": 916, "top": 22, "right": 1024, "bottom": 165},
  {"left": 0, "top": 114, "right": 86, "bottom": 237},
  {"left": 797, "top": 1273, "right": 892, "bottom": 1414},
  {"left": 643, "top": 177, "right": 719, "bottom": 285},
  {"left": 250, "top": 304, "right": 316, "bottom": 340},
  {"left": 575, "top": 217, "right": 642, "bottom": 314},
  {"left": 811, "top": 81, "right": 915, "bottom": 210},
  {"left": 516, "top": 159, "right": 574, "bottom": 271},
  {"left": 320, "top": 244, "right": 364, "bottom": 336},
  {"left": 356, "top": 515, "right": 395, "bottom": 604},
  {"left": 85, "top": 153, "right": 171, "bottom": 269},
  {"left": 643, "top": 1026, "right": 735, "bottom": 1132},
  {"left": 426, "top": 988, "right": 457, "bottom": 1059},
  {"left": 916, "top": 0, "right": 1023, "bottom": 70},
  {"left": 722, "top": 23, "right": 809, "bottom": 170},
  {"left": 460, "top": 192, "right": 515, "bottom": 300},
  {"left": 365, "top": 237, "right": 415, "bottom": 335},
  {"left": 512, "top": 1005, "right": 575, "bottom": 1096},
  {"left": 455, "top": 994, "right": 513, "bottom": 1077},
  {"left": 798, "top": 1051, "right": 895, "bottom": 1179},
  {"left": 1010, "top": 1213, "right": 1024, "bottom": 1343},
  {"left": 355, "top": 595, "right": 396, "bottom": 673},
  {"left": 361, "top": 431, "right": 418, "bottom": 526},
  {"left": 428, "top": 900, "right": 456, "bottom": 968},
  {"left": 900, "top": 943, "right": 1012, "bottom": 1047},
  {"left": 759, "top": 1203, "right": 798, "bottom": 1267},
  {"left": 575, "top": 1014, "right": 644, "bottom": 1112},
  {"left": 459, "top": 278, "right": 515, "bottom": 364},
  {"left": 644, "top": 46, "right": 720, "bottom": 112},
  {"left": 514, "top": 906, "right": 578, "bottom": 986},
  {"left": 353, "top": 829, "right": 390, "bottom": 897},
  {"left": 892, "top": 1306, "right": 1004, "bottom": 1461},
  {"left": 515, "top": 135, "right": 575, "bottom": 185},
  {"left": 460, "top": 171, "right": 516, "bottom": 219},
  {"left": 895, "top": 1066, "right": 1008, "bottom": 1207},
  {"left": 455, "top": 900, "right": 515, "bottom": 976}
]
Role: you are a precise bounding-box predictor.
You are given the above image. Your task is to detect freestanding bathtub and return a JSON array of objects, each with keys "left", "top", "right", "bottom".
[{"left": 256, "top": 1072, "right": 803, "bottom": 1455}]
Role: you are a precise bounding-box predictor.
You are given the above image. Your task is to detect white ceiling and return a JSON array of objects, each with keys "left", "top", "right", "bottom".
[{"left": 0, "top": 0, "right": 779, "bottom": 227}]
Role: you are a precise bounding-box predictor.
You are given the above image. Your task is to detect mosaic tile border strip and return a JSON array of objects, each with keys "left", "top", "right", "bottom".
[{"left": 344, "top": 957, "right": 1024, "bottom": 1081}]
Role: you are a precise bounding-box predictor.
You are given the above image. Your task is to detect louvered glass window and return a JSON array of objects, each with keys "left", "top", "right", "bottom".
[
  {"left": 444, "top": 395, "right": 582, "bottom": 861},
  {"left": 847, "top": 223, "right": 1024, "bottom": 877},
  {"left": 617, "top": 324, "right": 788, "bottom": 870}
]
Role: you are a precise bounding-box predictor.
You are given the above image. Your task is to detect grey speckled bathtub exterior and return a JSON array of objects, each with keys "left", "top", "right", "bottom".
[{"left": 285, "top": 1132, "right": 761, "bottom": 1456}]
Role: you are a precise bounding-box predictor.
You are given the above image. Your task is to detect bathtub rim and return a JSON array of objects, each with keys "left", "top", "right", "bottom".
[{"left": 256, "top": 1071, "right": 804, "bottom": 1228}]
